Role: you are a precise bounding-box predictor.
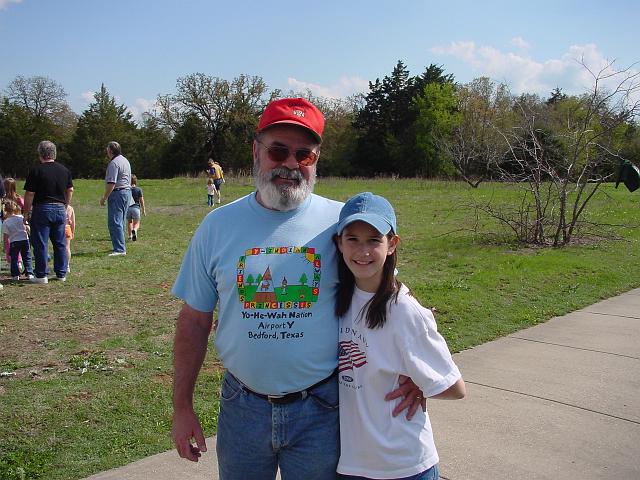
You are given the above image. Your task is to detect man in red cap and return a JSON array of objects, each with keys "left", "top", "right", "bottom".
[{"left": 171, "top": 98, "right": 423, "bottom": 479}]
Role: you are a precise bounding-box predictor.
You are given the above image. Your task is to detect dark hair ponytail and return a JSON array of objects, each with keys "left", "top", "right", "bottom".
[{"left": 335, "top": 234, "right": 401, "bottom": 329}]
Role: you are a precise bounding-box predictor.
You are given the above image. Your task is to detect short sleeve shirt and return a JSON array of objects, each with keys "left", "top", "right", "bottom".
[
  {"left": 23, "top": 162, "right": 73, "bottom": 204},
  {"left": 2, "top": 215, "right": 29, "bottom": 243},
  {"left": 337, "top": 285, "right": 461, "bottom": 478},
  {"left": 172, "top": 193, "right": 343, "bottom": 394},
  {"left": 131, "top": 186, "right": 143, "bottom": 206},
  {"left": 105, "top": 155, "right": 131, "bottom": 189}
]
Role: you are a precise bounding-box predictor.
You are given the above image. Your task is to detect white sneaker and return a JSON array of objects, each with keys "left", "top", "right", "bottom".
[
  {"left": 27, "top": 275, "right": 34, "bottom": 279},
  {"left": 12, "top": 276, "right": 20, "bottom": 281},
  {"left": 108, "top": 251, "right": 126, "bottom": 256},
  {"left": 30, "top": 276, "right": 48, "bottom": 284},
  {"left": 56, "top": 276, "right": 66, "bottom": 282}
]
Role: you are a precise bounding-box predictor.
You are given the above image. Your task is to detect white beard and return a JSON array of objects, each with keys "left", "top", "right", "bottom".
[{"left": 254, "top": 161, "right": 316, "bottom": 211}]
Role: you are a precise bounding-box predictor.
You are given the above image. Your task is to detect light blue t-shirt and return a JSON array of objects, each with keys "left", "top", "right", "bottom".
[
  {"left": 105, "top": 154, "right": 131, "bottom": 189},
  {"left": 172, "top": 192, "right": 343, "bottom": 395}
]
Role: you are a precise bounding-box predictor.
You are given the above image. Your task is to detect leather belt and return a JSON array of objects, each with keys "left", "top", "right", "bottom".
[{"left": 238, "top": 369, "right": 337, "bottom": 405}]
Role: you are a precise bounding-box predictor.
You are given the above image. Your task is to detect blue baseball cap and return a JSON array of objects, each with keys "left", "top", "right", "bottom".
[{"left": 337, "top": 192, "right": 397, "bottom": 235}]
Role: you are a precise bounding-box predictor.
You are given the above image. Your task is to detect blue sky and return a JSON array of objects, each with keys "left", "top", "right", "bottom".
[{"left": 1, "top": 0, "right": 638, "bottom": 119}]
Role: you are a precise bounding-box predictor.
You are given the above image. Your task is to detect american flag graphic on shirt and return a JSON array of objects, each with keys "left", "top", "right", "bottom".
[{"left": 339, "top": 340, "right": 367, "bottom": 372}]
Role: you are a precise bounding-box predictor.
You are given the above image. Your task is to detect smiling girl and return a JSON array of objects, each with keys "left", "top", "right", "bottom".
[{"left": 335, "top": 192, "right": 465, "bottom": 480}]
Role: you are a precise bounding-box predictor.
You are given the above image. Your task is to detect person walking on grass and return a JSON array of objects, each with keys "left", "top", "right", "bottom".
[
  {"left": 65, "top": 204, "right": 75, "bottom": 272},
  {"left": 2, "top": 200, "right": 33, "bottom": 281},
  {"left": 100, "top": 141, "right": 131, "bottom": 256},
  {"left": 126, "top": 175, "right": 145, "bottom": 241},
  {"left": 22, "top": 140, "right": 73, "bottom": 284},
  {"left": 206, "top": 178, "right": 216, "bottom": 207},
  {"left": 210, "top": 159, "right": 224, "bottom": 204},
  {"left": 171, "top": 98, "right": 425, "bottom": 480},
  {"left": 334, "top": 192, "right": 465, "bottom": 480}
]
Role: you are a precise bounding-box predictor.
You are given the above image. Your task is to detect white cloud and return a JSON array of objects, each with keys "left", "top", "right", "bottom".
[
  {"left": 430, "top": 41, "right": 637, "bottom": 99},
  {"left": 0, "top": 0, "right": 22, "bottom": 10},
  {"left": 431, "top": 41, "right": 476, "bottom": 63},
  {"left": 80, "top": 90, "right": 95, "bottom": 103},
  {"left": 127, "top": 97, "right": 158, "bottom": 121},
  {"left": 287, "top": 76, "right": 369, "bottom": 99},
  {"left": 510, "top": 36, "right": 530, "bottom": 50}
]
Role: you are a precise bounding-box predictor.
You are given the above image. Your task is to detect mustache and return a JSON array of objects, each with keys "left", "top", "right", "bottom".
[{"left": 267, "top": 167, "right": 304, "bottom": 183}]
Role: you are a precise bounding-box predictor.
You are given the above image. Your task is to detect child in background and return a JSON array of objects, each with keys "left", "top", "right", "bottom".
[
  {"left": 2, "top": 200, "right": 33, "bottom": 280},
  {"left": 3, "top": 177, "right": 24, "bottom": 210},
  {"left": 126, "top": 175, "right": 146, "bottom": 241},
  {"left": 334, "top": 192, "right": 465, "bottom": 480},
  {"left": 3, "top": 177, "right": 24, "bottom": 267},
  {"left": 206, "top": 178, "right": 217, "bottom": 207},
  {"left": 65, "top": 204, "right": 75, "bottom": 272}
]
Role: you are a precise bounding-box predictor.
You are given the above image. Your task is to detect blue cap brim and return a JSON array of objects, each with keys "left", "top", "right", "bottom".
[{"left": 337, "top": 213, "right": 393, "bottom": 235}]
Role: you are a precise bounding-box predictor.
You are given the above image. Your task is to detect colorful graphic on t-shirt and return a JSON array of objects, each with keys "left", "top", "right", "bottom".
[
  {"left": 237, "top": 246, "right": 321, "bottom": 310},
  {"left": 339, "top": 340, "right": 367, "bottom": 372}
]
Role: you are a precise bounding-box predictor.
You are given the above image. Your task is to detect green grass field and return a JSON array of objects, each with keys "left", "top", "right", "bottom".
[{"left": 1, "top": 177, "right": 639, "bottom": 479}]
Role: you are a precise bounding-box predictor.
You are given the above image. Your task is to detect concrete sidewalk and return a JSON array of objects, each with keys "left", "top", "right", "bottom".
[{"left": 84, "top": 288, "right": 640, "bottom": 480}]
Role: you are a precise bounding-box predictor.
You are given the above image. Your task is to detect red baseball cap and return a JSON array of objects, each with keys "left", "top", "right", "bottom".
[{"left": 257, "top": 98, "right": 325, "bottom": 142}]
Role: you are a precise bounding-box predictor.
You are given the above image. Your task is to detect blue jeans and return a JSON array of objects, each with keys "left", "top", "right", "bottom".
[
  {"left": 9, "top": 239, "right": 33, "bottom": 277},
  {"left": 216, "top": 371, "right": 340, "bottom": 480},
  {"left": 207, "top": 194, "right": 214, "bottom": 206},
  {"left": 107, "top": 189, "right": 131, "bottom": 253},
  {"left": 30, "top": 203, "right": 67, "bottom": 278},
  {"left": 338, "top": 464, "right": 439, "bottom": 480}
]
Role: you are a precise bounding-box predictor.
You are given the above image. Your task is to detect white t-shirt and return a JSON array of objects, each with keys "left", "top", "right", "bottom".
[
  {"left": 172, "top": 192, "right": 343, "bottom": 395},
  {"left": 1, "top": 215, "right": 29, "bottom": 243},
  {"left": 337, "top": 285, "right": 461, "bottom": 479}
]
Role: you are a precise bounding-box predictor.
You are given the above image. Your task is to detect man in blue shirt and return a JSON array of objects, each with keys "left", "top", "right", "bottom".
[
  {"left": 171, "top": 98, "right": 423, "bottom": 479},
  {"left": 100, "top": 141, "right": 131, "bottom": 256}
]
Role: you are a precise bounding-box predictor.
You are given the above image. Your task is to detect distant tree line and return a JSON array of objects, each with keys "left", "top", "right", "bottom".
[{"left": 1, "top": 61, "right": 639, "bottom": 183}]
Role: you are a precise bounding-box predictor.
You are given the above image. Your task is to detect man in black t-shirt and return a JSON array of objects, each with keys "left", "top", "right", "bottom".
[{"left": 23, "top": 140, "right": 74, "bottom": 284}]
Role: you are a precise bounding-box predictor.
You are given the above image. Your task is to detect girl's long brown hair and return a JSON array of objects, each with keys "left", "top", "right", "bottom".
[
  {"left": 335, "top": 233, "right": 401, "bottom": 329},
  {"left": 3, "top": 177, "right": 22, "bottom": 203}
]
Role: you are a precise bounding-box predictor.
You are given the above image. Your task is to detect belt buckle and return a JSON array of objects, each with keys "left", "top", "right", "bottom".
[{"left": 267, "top": 394, "right": 285, "bottom": 403}]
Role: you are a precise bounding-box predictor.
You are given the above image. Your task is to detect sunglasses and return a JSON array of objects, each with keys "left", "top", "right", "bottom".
[{"left": 256, "top": 139, "right": 318, "bottom": 166}]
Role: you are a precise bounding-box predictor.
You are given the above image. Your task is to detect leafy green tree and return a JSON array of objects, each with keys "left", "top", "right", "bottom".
[
  {"left": 414, "top": 82, "right": 460, "bottom": 176},
  {"left": 156, "top": 73, "right": 272, "bottom": 174},
  {"left": 353, "top": 61, "right": 454, "bottom": 176},
  {"left": 1, "top": 76, "right": 76, "bottom": 176},
  {"left": 0, "top": 99, "right": 65, "bottom": 177},
  {"left": 546, "top": 87, "right": 567, "bottom": 105},
  {"left": 620, "top": 121, "right": 640, "bottom": 165},
  {"left": 159, "top": 114, "right": 208, "bottom": 177},
  {"left": 68, "top": 84, "right": 138, "bottom": 177},
  {"left": 299, "top": 273, "right": 308, "bottom": 285},
  {"left": 286, "top": 90, "right": 361, "bottom": 177},
  {"left": 443, "top": 77, "right": 514, "bottom": 186},
  {"left": 131, "top": 114, "right": 171, "bottom": 178},
  {"left": 246, "top": 274, "right": 255, "bottom": 285},
  {"left": 5, "top": 75, "right": 68, "bottom": 121}
]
